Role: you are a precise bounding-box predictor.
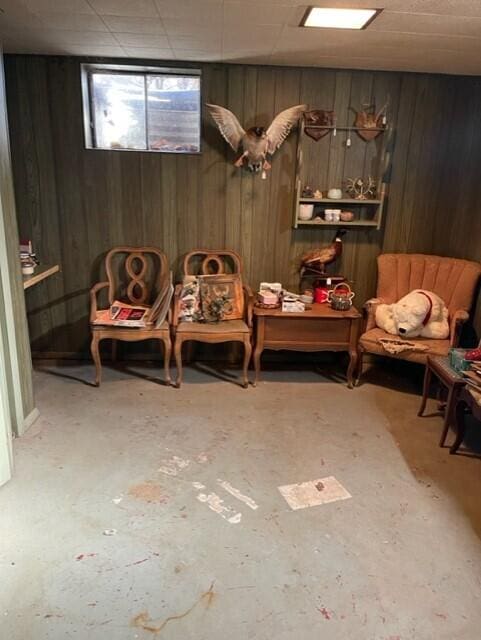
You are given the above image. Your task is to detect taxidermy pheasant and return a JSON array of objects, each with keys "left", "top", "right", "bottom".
[
  {"left": 206, "top": 103, "right": 306, "bottom": 175},
  {"left": 300, "top": 229, "right": 347, "bottom": 275}
]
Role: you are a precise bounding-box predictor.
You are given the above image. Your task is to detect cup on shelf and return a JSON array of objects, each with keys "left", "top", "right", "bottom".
[{"left": 299, "top": 204, "right": 314, "bottom": 221}]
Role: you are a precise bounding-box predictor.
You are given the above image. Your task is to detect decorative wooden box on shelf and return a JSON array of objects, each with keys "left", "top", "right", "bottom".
[{"left": 292, "top": 118, "right": 391, "bottom": 231}]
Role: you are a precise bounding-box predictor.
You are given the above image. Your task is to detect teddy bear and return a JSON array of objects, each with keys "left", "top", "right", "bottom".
[{"left": 375, "top": 289, "right": 449, "bottom": 339}]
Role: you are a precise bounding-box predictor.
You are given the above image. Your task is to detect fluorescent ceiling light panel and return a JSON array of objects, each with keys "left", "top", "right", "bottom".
[{"left": 301, "top": 7, "right": 381, "bottom": 30}]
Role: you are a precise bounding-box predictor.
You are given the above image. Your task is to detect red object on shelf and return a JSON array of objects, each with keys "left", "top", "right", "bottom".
[{"left": 465, "top": 347, "right": 481, "bottom": 361}]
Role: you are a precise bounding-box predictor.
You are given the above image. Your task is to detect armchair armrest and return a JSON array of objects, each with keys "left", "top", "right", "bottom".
[
  {"left": 363, "top": 297, "right": 387, "bottom": 332},
  {"left": 243, "top": 284, "right": 254, "bottom": 329},
  {"left": 450, "top": 309, "right": 469, "bottom": 347},
  {"left": 90, "top": 282, "right": 109, "bottom": 323},
  {"left": 171, "top": 283, "right": 184, "bottom": 329}
]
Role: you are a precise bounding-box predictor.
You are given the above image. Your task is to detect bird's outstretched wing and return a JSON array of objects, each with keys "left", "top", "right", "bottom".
[
  {"left": 206, "top": 103, "right": 245, "bottom": 152},
  {"left": 266, "top": 104, "right": 307, "bottom": 155}
]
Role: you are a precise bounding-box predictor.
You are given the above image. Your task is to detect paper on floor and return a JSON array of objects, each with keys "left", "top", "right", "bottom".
[{"left": 278, "top": 476, "right": 351, "bottom": 510}]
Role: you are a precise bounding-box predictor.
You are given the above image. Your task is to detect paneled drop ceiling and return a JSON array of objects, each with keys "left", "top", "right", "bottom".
[{"left": 1, "top": 0, "right": 481, "bottom": 75}]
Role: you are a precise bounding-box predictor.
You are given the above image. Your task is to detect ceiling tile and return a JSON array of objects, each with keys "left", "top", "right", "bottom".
[
  {"left": 171, "top": 35, "right": 221, "bottom": 52},
  {"left": 101, "top": 16, "right": 165, "bottom": 34},
  {"left": 89, "top": 0, "right": 159, "bottom": 18},
  {"left": 223, "top": 2, "right": 294, "bottom": 26},
  {"left": 113, "top": 33, "right": 170, "bottom": 47},
  {"left": 372, "top": 10, "right": 481, "bottom": 38},
  {"left": 384, "top": 0, "right": 481, "bottom": 18},
  {"left": 15, "top": 29, "right": 120, "bottom": 46},
  {"left": 159, "top": 20, "right": 216, "bottom": 37},
  {"left": 155, "top": 1, "right": 222, "bottom": 23},
  {"left": 62, "top": 44, "right": 128, "bottom": 57},
  {"left": 123, "top": 46, "right": 174, "bottom": 59},
  {"left": 0, "top": 3, "right": 44, "bottom": 30},
  {"left": 38, "top": 13, "right": 108, "bottom": 32},
  {"left": 223, "top": 25, "right": 282, "bottom": 45},
  {"left": 23, "top": 0, "right": 95, "bottom": 13},
  {"left": 174, "top": 50, "right": 220, "bottom": 61}
]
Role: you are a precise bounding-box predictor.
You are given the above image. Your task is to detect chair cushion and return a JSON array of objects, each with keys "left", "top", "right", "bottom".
[
  {"left": 176, "top": 319, "right": 249, "bottom": 334},
  {"left": 359, "top": 328, "right": 450, "bottom": 364}
]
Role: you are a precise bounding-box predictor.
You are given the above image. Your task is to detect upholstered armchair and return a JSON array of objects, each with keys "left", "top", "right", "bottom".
[{"left": 358, "top": 253, "right": 481, "bottom": 376}]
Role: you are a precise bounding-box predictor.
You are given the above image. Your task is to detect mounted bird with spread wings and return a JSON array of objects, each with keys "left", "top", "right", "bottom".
[{"left": 206, "top": 103, "right": 307, "bottom": 175}]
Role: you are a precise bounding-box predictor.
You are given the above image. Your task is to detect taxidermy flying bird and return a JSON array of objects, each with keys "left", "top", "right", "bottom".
[
  {"left": 206, "top": 103, "right": 307, "bottom": 175},
  {"left": 300, "top": 229, "right": 347, "bottom": 275}
]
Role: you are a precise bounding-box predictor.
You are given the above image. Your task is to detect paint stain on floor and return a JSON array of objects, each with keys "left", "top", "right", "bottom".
[
  {"left": 131, "top": 582, "right": 215, "bottom": 633},
  {"left": 128, "top": 482, "right": 168, "bottom": 504}
]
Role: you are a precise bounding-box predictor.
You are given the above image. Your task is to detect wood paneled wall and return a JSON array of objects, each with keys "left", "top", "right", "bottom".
[
  {"left": 4, "top": 55, "right": 475, "bottom": 357},
  {"left": 432, "top": 77, "right": 481, "bottom": 338},
  {"left": 0, "top": 51, "right": 35, "bottom": 432}
]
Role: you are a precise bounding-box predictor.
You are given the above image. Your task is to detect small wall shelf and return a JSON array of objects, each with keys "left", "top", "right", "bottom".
[
  {"left": 297, "top": 219, "right": 380, "bottom": 228},
  {"left": 293, "top": 117, "right": 391, "bottom": 231},
  {"left": 299, "top": 197, "right": 382, "bottom": 204},
  {"left": 23, "top": 264, "right": 60, "bottom": 290}
]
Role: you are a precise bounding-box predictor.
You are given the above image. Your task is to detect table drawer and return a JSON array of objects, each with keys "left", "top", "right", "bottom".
[{"left": 264, "top": 317, "right": 352, "bottom": 343}]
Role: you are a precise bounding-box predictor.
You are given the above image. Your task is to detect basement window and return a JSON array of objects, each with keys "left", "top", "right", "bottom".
[{"left": 81, "top": 63, "right": 201, "bottom": 154}]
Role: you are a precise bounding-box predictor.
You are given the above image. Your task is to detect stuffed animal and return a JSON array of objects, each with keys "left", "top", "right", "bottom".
[{"left": 375, "top": 289, "right": 449, "bottom": 339}]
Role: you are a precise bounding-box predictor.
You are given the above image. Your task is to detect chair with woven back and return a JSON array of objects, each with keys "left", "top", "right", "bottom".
[
  {"left": 172, "top": 249, "right": 253, "bottom": 388},
  {"left": 90, "top": 246, "right": 172, "bottom": 386}
]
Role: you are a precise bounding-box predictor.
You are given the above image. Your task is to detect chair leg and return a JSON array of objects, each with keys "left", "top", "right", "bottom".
[
  {"left": 242, "top": 336, "right": 252, "bottom": 388},
  {"left": 90, "top": 334, "right": 102, "bottom": 387},
  {"left": 355, "top": 350, "right": 364, "bottom": 386},
  {"left": 163, "top": 337, "right": 172, "bottom": 386},
  {"left": 418, "top": 364, "right": 432, "bottom": 417},
  {"left": 174, "top": 337, "right": 183, "bottom": 388}
]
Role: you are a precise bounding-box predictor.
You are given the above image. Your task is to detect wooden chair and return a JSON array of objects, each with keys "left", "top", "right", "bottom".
[
  {"left": 358, "top": 253, "right": 481, "bottom": 379},
  {"left": 90, "top": 246, "right": 172, "bottom": 386},
  {"left": 172, "top": 250, "right": 253, "bottom": 388}
]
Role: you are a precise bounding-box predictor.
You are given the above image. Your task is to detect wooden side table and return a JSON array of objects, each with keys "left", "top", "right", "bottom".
[
  {"left": 452, "top": 387, "right": 481, "bottom": 454},
  {"left": 252, "top": 303, "right": 361, "bottom": 388},
  {"left": 418, "top": 355, "right": 466, "bottom": 447}
]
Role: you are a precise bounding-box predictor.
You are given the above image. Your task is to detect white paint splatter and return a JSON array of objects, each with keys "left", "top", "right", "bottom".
[
  {"left": 217, "top": 479, "right": 259, "bottom": 510},
  {"left": 158, "top": 455, "right": 190, "bottom": 476},
  {"left": 196, "top": 492, "right": 242, "bottom": 524},
  {"left": 196, "top": 453, "right": 209, "bottom": 464},
  {"left": 112, "top": 495, "right": 123, "bottom": 504},
  {"left": 192, "top": 482, "right": 205, "bottom": 490},
  {"left": 228, "top": 513, "right": 242, "bottom": 524},
  {"left": 278, "top": 476, "right": 351, "bottom": 511}
]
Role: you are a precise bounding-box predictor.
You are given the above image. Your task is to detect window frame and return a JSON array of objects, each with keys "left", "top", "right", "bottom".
[{"left": 80, "top": 63, "right": 202, "bottom": 155}]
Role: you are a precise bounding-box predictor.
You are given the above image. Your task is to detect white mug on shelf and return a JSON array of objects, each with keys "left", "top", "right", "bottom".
[{"left": 299, "top": 204, "right": 314, "bottom": 221}]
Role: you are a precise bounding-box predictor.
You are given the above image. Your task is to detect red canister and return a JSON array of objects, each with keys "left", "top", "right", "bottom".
[{"left": 314, "top": 278, "right": 332, "bottom": 303}]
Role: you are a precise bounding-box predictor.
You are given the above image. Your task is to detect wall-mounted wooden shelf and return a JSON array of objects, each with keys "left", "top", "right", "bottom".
[
  {"left": 23, "top": 264, "right": 60, "bottom": 290},
  {"left": 303, "top": 125, "right": 386, "bottom": 132},
  {"left": 296, "top": 220, "right": 379, "bottom": 228},
  {"left": 293, "top": 118, "right": 392, "bottom": 231},
  {"left": 299, "top": 197, "right": 382, "bottom": 205}
]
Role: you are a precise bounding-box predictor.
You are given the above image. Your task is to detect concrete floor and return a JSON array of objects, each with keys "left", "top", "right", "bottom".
[{"left": 1, "top": 361, "right": 481, "bottom": 640}]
